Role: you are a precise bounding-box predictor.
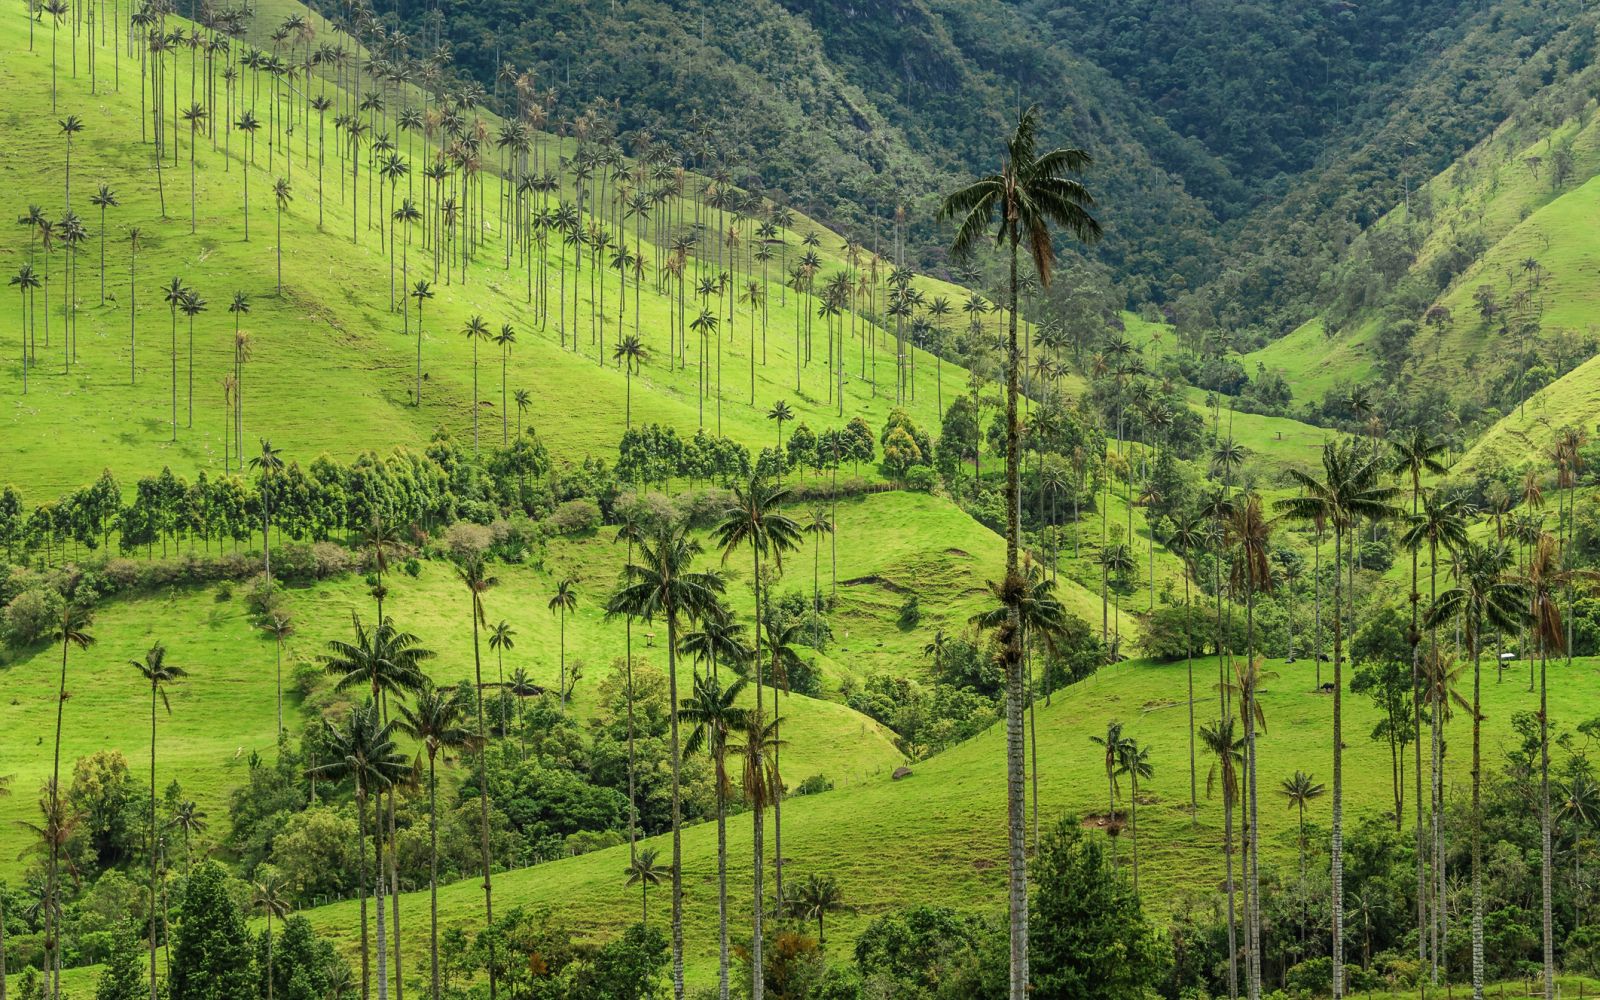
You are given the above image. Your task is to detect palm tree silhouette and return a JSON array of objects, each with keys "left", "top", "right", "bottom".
[
  {"left": 409, "top": 280, "right": 433, "bottom": 405},
  {"left": 161, "top": 277, "right": 188, "bottom": 441},
  {"left": 272, "top": 178, "right": 293, "bottom": 291},
  {"left": 613, "top": 335, "right": 647, "bottom": 429},
  {"left": 396, "top": 682, "right": 476, "bottom": 1000},
  {"left": 45, "top": 600, "right": 92, "bottom": 996},
  {"left": 1280, "top": 770, "right": 1326, "bottom": 881},
  {"left": 456, "top": 553, "right": 500, "bottom": 998},
  {"left": 733, "top": 708, "right": 783, "bottom": 1000},
  {"left": 88, "top": 185, "right": 117, "bottom": 303},
  {"left": 1276, "top": 441, "right": 1400, "bottom": 998},
  {"left": 790, "top": 873, "right": 845, "bottom": 951},
  {"left": 623, "top": 848, "right": 670, "bottom": 930},
  {"left": 940, "top": 106, "right": 1100, "bottom": 998},
  {"left": 547, "top": 579, "right": 577, "bottom": 714},
  {"left": 251, "top": 872, "right": 292, "bottom": 1000},
  {"left": 235, "top": 111, "right": 261, "bottom": 239},
  {"left": 132, "top": 641, "right": 185, "bottom": 1000},
  {"left": 461, "top": 314, "right": 490, "bottom": 454},
  {"left": 309, "top": 702, "right": 410, "bottom": 1000},
  {"left": 607, "top": 523, "right": 727, "bottom": 997},
  {"left": 680, "top": 671, "right": 748, "bottom": 998}
]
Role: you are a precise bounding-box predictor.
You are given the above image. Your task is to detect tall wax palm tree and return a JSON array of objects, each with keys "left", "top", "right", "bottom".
[
  {"left": 181, "top": 104, "right": 207, "bottom": 233},
  {"left": 493, "top": 324, "right": 516, "bottom": 446},
  {"left": 714, "top": 476, "right": 803, "bottom": 904},
  {"left": 1203, "top": 717, "right": 1245, "bottom": 999},
  {"left": 606, "top": 523, "right": 727, "bottom": 1000},
  {"left": 1098, "top": 543, "right": 1136, "bottom": 654},
  {"left": 766, "top": 400, "right": 793, "bottom": 483},
  {"left": 624, "top": 848, "right": 670, "bottom": 930},
  {"left": 132, "top": 642, "right": 185, "bottom": 1000},
  {"left": 250, "top": 440, "right": 285, "bottom": 587},
  {"left": 272, "top": 178, "right": 293, "bottom": 292},
  {"left": 547, "top": 579, "right": 577, "bottom": 714},
  {"left": 309, "top": 702, "right": 410, "bottom": 1000},
  {"left": 513, "top": 389, "right": 531, "bottom": 438},
  {"left": 396, "top": 682, "right": 476, "bottom": 1000},
  {"left": 410, "top": 280, "right": 433, "bottom": 405},
  {"left": 179, "top": 289, "right": 207, "bottom": 429},
  {"left": 58, "top": 116, "right": 82, "bottom": 207},
  {"left": 454, "top": 554, "right": 500, "bottom": 1000},
  {"left": 1168, "top": 514, "right": 1207, "bottom": 819},
  {"left": 1427, "top": 539, "right": 1528, "bottom": 1000},
  {"left": 1391, "top": 429, "right": 1448, "bottom": 965},
  {"left": 1523, "top": 532, "right": 1598, "bottom": 998},
  {"left": 235, "top": 111, "right": 260, "bottom": 239},
  {"left": 487, "top": 619, "right": 516, "bottom": 732},
  {"left": 1280, "top": 770, "right": 1326, "bottom": 882},
  {"left": 681, "top": 672, "right": 748, "bottom": 1000},
  {"left": 613, "top": 335, "right": 647, "bottom": 429},
  {"left": 261, "top": 613, "right": 294, "bottom": 737},
  {"left": 162, "top": 277, "right": 187, "bottom": 441},
  {"left": 1116, "top": 737, "right": 1154, "bottom": 894},
  {"left": 732, "top": 708, "right": 783, "bottom": 1000},
  {"left": 1275, "top": 442, "right": 1400, "bottom": 999},
  {"left": 45, "top": 599, "right": 92, "bottom": 995},
  {"left": 462, "top": 314, "right": 489, "bottom": 454},
  {"left": 1089, "top": 721, "right": 1129, "bottom": 861},
  {"left": 251, "top": 873, "right": 292, "bottom": 1000},
  {"left": 88, "top": 185, "right": 117, "bottom": 303}
]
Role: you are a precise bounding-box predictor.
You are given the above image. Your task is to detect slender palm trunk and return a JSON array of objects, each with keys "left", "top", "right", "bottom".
[
  {"left": 1331, "top": 526, "right": 1346, "bottom": 999},
  {"left": 1540, "top": 643, "right": 1554, "bottom": 1000},
  {"left": 470, "top": 612, "right": 497, "bottom": 1000},
  {"left": 1003, "top": 237, "right": 1028, "bottom": 999},
  {"left": 667, "top": 612, "right": 686, "bottom": 1000},
  {"left": 428, "top": 754, "right": 441, "bottom": 1000}
]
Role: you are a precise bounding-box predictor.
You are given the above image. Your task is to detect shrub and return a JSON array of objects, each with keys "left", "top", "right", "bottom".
[
  {"left": 444, "top": 521, "right": 494, "bottom": 559},
  {"left": 2, "top": 587, "right": 63, "bottom": 647},
  {"left": 547, "top": 498, "right": 601, "bottom": 535},
  {"left": 795, "top": 774, "right": 833, "bottom": 796}
]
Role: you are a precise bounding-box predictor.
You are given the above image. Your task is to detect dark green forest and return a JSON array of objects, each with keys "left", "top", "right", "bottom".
[{"left": 378, "top": 0, "right": 1600, "bottom": 337}]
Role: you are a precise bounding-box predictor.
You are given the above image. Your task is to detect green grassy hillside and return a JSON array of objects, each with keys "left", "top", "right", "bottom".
[
  {"left": 0, "top": 0, "right": 972, "bottom": 501},
  {"left": 286, "top": 649, "right": 1600, "bottom": 989}
]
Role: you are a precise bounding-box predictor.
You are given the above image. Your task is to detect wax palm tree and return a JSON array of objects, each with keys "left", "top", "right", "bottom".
[
  {"left": 171, "top": 801, "right": 206, "bottom": 875},
  {"left": 790, "top": 873, "right": 846, "bottom": 952},
  {"left": 251, "top": 872, "right": 292, "bottom": 1000},
  {"left": 1116, "top": 737, "right": 1154, "bottom": 893},
  {"left": 10, "top": 265, "right": 39, "bottom": 394},
  {"left": 624, "top": 848, "right": 670, "bottom": 930},
  {"left": 1522, "top": 531, "right": 1599, "bottom": 998},
  {"left": 606, "top": 523, "right": 727, "bottom": 998},
  {"left": 44, "top": 598, "right": 92, "bottom": 990},
  {"left": 715, "top": 476, "right": 803, "bottom": 904},
  {"left": 803, "top": 507, "right": 834, "bottom": 646},
  {"left": 1168, "top": 513, "right": 1208, "bottom": 819},
  {"left": 493, "top": 324, "right": 516, "bottom": 445},
  {"left": 1275, "top": 441, "right": 1400, "bottom": 998},
  {"left": 1203, "top": 716, "right": 1245, "bottom": 999},
  {"left": 181, "top": 104, "right": 207, "bottom": 232},
  {"left": 1426, "top": 539, "right": 1528, "bottom": 1000},
  {"left": 180, "top": 289, "right": 206, "bottom": 428},
  {"left": 1097, "top": 543, "right": 1135, "bottom": 653},
  {"left": 235, "top": 111, "right": 260, "bottom": 239},
  {"left": 272, "top": 178, "right": 292, "bottom": 292},
  {"left": 766, "top": 400, "right": 793, "bottom": 482},
  {"left": 462, "top": 314, "right": 490, "bottom": 454},
  {"left": 132, "top": 642, "right": 185, "bottom": 1000},
  {"left": 613, "top": 335, "right": 647, "bottom": 429},
  {"left": 58, "top": 115, "right": 82, "bottom": 206},
  {"left": 88, "top": 185, "right": 117, "bottom": 303},
  {"left": 259, "top": 613, "right": 294, "bottom": 738},
  {"left": 486, "top": 619, "right": 516, "bottom": 732},
  {"left": 309, "top": 702, "right": 410, "bottom": 1000},
  {"left": 396, "top": 682, "right": 476, "bottom": 1000},
  {"left": 409, "top": 280, "right": 433, "bottom": 405},
  {"left": 162, "top": 277, "right": 188, "bottom": 441},
  {"left": 547, "top": 579, "right": 577, "bottom": 714},
  {"left": 681, "top": 671, "right": 748, "bottom": 999},
  {"left": 1391, "top": 429, "right": 1448, "bottom": 964},
  {"left": 943, "top": 133, "right": 1095, "bottom": 956},
  {"left": 250, "top": 440, "right": 285, "bottom": 586},
  {"left": 732, "top": 708, "right": 784, "bottom": 1000},
  {"left": 1280, "top": 770, "right": 1326, "bottom": 881},
  {"left": 322, "top": 616, "right": 433, "bottom": 707},
  {"left": 513, "top": 389, "right": 531, "bottom": 438},
  {"left": 455, "top": 553, "right": 500, "bottom": 997}
]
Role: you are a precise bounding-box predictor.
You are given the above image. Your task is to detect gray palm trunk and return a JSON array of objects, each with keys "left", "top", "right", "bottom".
[
  {"left": 1472, "top": 639, "right": 1484, "bottom": 1000},
  {"left": 1541, "top": 643, "right": 1554, "bottom": 999},
  {"left": 667, "top": 613, "right": 686, "bottom": 1000},
  {"left": 428, "top": 753, "right": 441, "bottom": 1000},
  {"left": 470, "top": 612, "right": 497, "bottom": 1000},
  {"left": 1331, "top": 526, "right": 1346, "bottom": 999},
  {"left": 717, "top": 771, "right": 730, "bottom": 1000},
  {"left": 1002, "top": 236, "right": 1029, "bottom": 1000},
  {"left": 751, "top": 800, "right": 765, "bottom": 1000}
]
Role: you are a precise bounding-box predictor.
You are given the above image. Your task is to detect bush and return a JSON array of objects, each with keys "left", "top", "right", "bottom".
[
  {"left": 898, "top": 593, "right": 921, "bottom": 630},
  {"left": 443, "top": 521, "right": 494, "bottom": 560},
  {"left": 795, "top": 774, "right": 834, "bottom": 796},
  {"left": 2, "top": 587, "right": 62, "bottom": 647},
  {"left": 904, "top": 465, "right": 938, "bottom": 493},
  {"left": 547, "top": 498, "right": 601, "bottom": 535}
]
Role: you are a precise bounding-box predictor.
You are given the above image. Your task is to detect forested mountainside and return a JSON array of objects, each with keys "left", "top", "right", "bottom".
[{"left": 388, "top": 0, "right": 1598, "bottom": 335}]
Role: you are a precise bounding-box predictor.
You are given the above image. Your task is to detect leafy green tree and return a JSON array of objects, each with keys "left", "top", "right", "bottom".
[
  {"left": 93, "top": 924, "right": 146, "bottom": 1000},
  {"left": 169, "top": 861, "right": 255, "bottom": 1000},
  {"left": 1026, "top": 818, "right": 1164, "bottom": 999}
]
